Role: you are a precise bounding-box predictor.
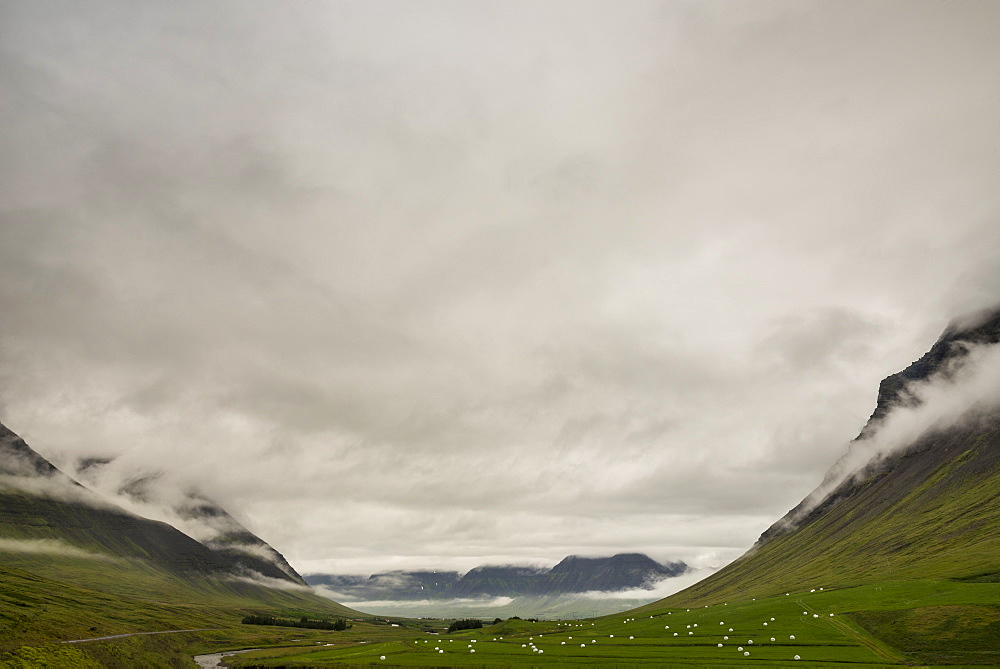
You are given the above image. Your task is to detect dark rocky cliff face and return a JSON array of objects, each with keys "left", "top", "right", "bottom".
[
  {"left": 176, "top": 494, "right": 307, "bottom": 586},
  {"left": 860, "top": 306, "right": 1000, "bottom": 438}
]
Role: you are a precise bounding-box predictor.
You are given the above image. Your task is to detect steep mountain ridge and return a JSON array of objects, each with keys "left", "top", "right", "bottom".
[
  {"left": 764, "top": 306, "right": 1000, "bottom": 543},
  {"left": 178, "top": 494, "right": 306, "bottom": 585},
  {"left": 449, "top": 565, "right": 549, "bottom": 597},
  {"left": 861, "top": 306, "right": 1000, "bottom": 436},
  {"left": 655, "top": 308, "right": 1000, "bottom": 607},
  {"left": 69, "top": 458, "right": 306, "bottom": 585},
  {"left": 0, "top": 421, "right": 314, "bottom": 596},
  {"left": 0, "top": 423, "right": 69, "bottom": 480},
  {"left": 318, "top": 570, "right": 464, "bottom": 601}
]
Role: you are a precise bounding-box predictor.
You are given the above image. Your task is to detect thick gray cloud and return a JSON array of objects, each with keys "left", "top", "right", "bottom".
[{"left": 2, "top": 1, "right": 999, "bottom": 576}]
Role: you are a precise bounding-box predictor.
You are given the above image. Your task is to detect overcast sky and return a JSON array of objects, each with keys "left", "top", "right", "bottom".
[{"left": 2, "top": 1, "right": 999, "bottom": 577}]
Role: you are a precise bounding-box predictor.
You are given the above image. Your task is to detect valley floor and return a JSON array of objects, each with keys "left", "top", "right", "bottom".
[
  {"left": 205, "top": 579, "right": 1000, "bottom": 667},
  {"left": 3, "top": 573, "right": 999, "bottom": 666}
]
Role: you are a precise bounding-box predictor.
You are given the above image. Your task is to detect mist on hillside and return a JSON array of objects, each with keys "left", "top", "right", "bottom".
[
  {"left": 786, "top": 340, "right": 1000, "bottom": 527},
  {"left": 0, "top": 538, "right": 114, "bottom": 561}
]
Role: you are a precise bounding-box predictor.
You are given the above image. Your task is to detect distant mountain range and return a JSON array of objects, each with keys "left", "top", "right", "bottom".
[{"left": 306, "top": 553, "right": 688, "bottom": 601}]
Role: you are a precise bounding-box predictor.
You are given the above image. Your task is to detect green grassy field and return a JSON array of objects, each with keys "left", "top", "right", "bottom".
[
  {"left": 6, "top": 556, "right": 998, "bottom": 667},
  {"left": 213, "top": 579, "right": 1000, "bottom": 667}
]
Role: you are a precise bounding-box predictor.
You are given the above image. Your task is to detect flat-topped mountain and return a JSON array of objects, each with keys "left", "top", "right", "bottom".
[{"left": 545, "top": 553, "right": 684, "bottom": 594}]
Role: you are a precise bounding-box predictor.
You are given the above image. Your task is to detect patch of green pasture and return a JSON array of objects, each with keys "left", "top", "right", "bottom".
[
  {"left": 0, "top": 565, "right": 221, "bottom": 652},
  {"left": 852, "top": 605, "right": 1000, "bottom": 666},
  {"left": 0, "top": 643, "right": 103, "bottom": 668},
  {"left": 785, "top": 580, "right": 1000, "bottom": 613}
]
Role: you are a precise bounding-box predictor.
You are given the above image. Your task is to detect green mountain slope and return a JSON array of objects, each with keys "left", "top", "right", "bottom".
[
  {"left": 660, "top": 308, "right": 1000, "bottom": 606},
  {"left": 0, "top": 560, "right": 364, "bottom": 668},
  {"left": 0, "top": 421, "right": 360, "bottom": 664},
  {"left": 71, "top": 457, "right": 308, "bottom": 586},
  {"left": 662, "top": 418, "right": 1000, "bottom": 607},
  {"left": 0, "top": 423, "right": 303, "bottom": 590}
]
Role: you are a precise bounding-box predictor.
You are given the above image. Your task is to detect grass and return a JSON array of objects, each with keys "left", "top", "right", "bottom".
[
  {"left": 2, "top": 561, "right": 998, "bottom": 667},
  {"left": 219, "top": 579, "right": 1000, "bottom": 666},
  {"left": 0, "top": 561, "right": 367, "bottom": 668},
  {"left": 4, "top": 528, "right": 999, "bottom": 666},
  {"left": 3, "top": 421, "right": 998, "bottom": 665},
  {"left": 0, "top": 480, "right": 379, "bottom": 667},
  {"left": 852, "top": 605, "right": 1000, "bottom": 666},
  {"left": 656, "top": 423, "right": 1000, "bottom": 608}
]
